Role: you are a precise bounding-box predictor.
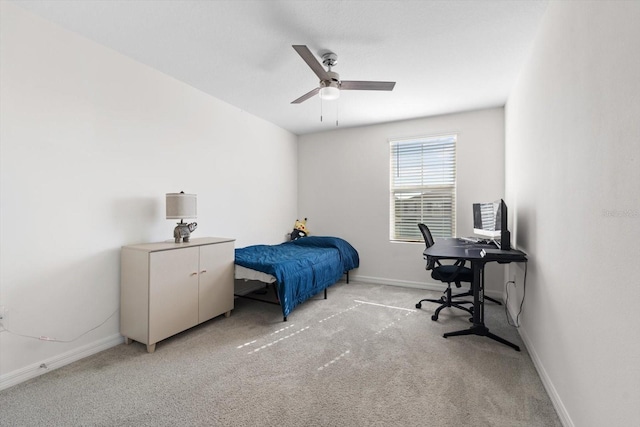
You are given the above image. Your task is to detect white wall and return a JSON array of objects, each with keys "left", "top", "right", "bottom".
[
  {"left": 0, "top": 2, "right": 297, "bottom": 388},
  {"left": 505, "top": 2, "right": 640, "bottom": 426},
  {"left": 298, "top": 108, "right": 507, "bottom": 293}
]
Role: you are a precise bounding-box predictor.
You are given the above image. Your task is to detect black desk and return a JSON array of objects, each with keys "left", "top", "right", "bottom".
[{"left": 423, "top": 238, "right": 527, "bottom": 351}]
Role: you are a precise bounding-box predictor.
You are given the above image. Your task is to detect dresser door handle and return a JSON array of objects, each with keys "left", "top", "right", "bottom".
[
  {"left": 200, "top": 269, "right": 207, "bottom": 274},
  {"left": 190, "top": 272, "right": 198, "bottom": 276}
]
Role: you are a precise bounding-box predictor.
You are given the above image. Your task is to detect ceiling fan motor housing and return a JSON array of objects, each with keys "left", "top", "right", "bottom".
[{"left": 320, "top": 71, "right": 340, "bottom": 88}]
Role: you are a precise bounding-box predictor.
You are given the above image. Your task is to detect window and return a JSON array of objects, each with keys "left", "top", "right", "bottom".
[{"left": 389, "top": 134, "right": 457, "bottom": 241}]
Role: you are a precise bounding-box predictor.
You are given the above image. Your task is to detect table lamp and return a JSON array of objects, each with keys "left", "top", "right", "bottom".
[{"left": 166, "top": 192, "right": 197, "bottom": 243}]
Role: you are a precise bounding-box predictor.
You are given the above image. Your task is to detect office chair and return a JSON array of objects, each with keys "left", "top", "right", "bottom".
[{"left": 415, "top": 223, "right": 475, "bottom": 321}]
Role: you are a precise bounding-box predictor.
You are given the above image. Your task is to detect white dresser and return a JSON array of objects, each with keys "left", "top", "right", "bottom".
[{"left": 120, "top": 237, "right": 235, "bottom": 353}]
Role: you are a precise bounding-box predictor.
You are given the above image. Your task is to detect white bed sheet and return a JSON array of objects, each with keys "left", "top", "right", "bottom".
[{"left": 234, "top": 264, "right": 276, "bottom": 284}]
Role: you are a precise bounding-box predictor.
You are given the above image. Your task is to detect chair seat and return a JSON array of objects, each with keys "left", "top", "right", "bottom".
[{"left": 431, "top": 265, "right": 473, "bottom": 283}]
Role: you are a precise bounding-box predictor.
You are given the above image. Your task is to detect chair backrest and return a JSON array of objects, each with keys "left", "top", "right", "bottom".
[
  {"left": 417, "top": 223, "right": 435, "bottom": 248},
  {"left": 418, "top": 222, "right": 469, "bottom": 282}
]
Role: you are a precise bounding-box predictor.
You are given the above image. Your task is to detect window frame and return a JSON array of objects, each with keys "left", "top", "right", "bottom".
[{"left": 389, "top": 134, "right": 458, "bottom": 242}]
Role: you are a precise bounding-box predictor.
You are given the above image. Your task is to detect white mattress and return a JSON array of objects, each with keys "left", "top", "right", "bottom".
[{"left": 234, "top": 264, "right": 276, "bottom": 284}]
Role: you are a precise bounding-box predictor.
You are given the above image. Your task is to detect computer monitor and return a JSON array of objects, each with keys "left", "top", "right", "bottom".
[{"left": 472, "top": 199, "right": 511, "bottom": 250}]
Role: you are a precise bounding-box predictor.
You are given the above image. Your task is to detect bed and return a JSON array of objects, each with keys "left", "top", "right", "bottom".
[{"left": 234, "top": 236, "right": 359, "bottom": 320}]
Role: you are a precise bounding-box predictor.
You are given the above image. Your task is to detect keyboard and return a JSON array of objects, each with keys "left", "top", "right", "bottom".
[
  {"left": 460, "top": 237, "right": 495, "bottom": 245},
  {"left": 459, "top": 237, "right": 482, "bottom": 243}
]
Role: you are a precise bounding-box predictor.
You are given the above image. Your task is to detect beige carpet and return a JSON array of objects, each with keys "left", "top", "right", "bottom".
[{"left": 0, "top": 281, "right": 561, "bottom": 426}]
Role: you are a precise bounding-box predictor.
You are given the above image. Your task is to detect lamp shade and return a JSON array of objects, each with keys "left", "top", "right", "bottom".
[{"left": 166, "top": 192, "right": 197, "bottom": 219}]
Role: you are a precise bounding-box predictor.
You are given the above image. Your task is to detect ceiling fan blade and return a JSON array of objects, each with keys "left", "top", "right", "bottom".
[
  {"left": 291, "top": 87, "right": 320, "bottom": 104},
  {"left": 293, "top": 45, "right": 330, "bottom": 81},
  {"left": 340, "top": 81, "right": 396, "bottom": 91}
]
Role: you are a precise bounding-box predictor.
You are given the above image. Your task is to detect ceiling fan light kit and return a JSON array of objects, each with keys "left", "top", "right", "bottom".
[
  {"left": 319, "top": 85, "right": 340, "bottom": 100},
  {"left": 291, "top": 45, "right": 395, "bottom": 105}
]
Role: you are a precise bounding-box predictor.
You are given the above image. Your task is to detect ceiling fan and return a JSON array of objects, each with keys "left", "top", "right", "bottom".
[{"left": 291, "top": 45, "right": 396, "bottom": 104}]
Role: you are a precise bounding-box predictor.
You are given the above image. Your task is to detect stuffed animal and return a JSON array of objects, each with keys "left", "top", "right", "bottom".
[{"left": 290, "top": 218, "right": 309, "bottom": 241}]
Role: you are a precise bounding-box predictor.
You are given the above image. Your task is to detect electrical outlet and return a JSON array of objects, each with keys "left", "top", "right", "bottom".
[{"left": 0, "top": 305, "right": 7, "bottom": 330}]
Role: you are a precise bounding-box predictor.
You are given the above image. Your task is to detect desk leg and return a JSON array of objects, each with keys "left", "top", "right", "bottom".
[
  {"left": 444, "top": 325, "right": 520, "bottom": 352},
  {"left": 472, "top": 262, "right": 482, "bottom": 325},
  {"left": 443, "top": 261, "right": 521, "bottom": 352},
  {"left": 480, "top": 264, "right": 485, "bottom": 324}
]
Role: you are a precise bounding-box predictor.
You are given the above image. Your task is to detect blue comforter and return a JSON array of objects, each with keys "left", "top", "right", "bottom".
[{"left": 235, "top": 236, "right": 359, "bottom": 317}]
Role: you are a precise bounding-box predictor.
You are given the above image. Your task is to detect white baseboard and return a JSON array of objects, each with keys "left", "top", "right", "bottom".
[
  {"left": 350, "top": 274, "right": 442, "bottom": 290},
  {"left": 349, "top": 274, "right": 504, "bottom": 302},
  {"left": 509, "top": 311, "right": 574, "bottom": 427},
  {"left": 0, "top": 333, "right": 124, "bottom": 391}
]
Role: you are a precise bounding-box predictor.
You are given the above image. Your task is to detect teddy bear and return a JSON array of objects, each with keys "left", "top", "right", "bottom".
[{"left": 290, "top": 218, "right": 309, "bottom": 241}]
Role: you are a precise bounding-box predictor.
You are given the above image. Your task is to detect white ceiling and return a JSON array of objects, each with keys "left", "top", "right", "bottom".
[{"left": 11, "top": 0, "right": 549, "bottom": 135}]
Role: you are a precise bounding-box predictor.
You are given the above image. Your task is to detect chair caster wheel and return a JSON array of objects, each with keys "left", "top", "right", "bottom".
[
  {"left": 431, "top": 315, "right": 438, "bottom": 321},
  {"left": 415, "top": 303, "right": 422, "bottom": 309}
]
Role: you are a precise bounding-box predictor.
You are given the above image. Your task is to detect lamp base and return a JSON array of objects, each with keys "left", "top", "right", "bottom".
[{"left": 173, "top": 221, "right": 198, "bottom": 243}]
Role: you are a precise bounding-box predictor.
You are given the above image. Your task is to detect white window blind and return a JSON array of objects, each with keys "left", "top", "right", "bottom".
[{"left": 389, "top": 135, "right": 457, "bottom": 241}]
